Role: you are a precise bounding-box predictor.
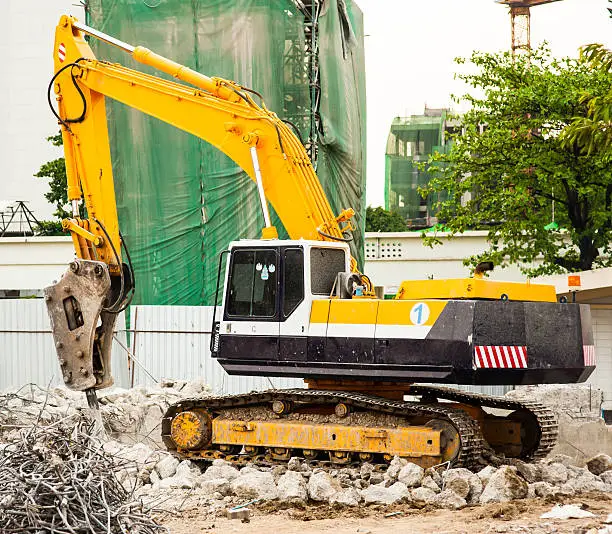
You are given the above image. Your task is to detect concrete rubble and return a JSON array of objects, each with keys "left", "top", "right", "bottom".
[
  {"left": 0, "top": 379, "right": 211, "bottom": 446},
  {"left": 1, "top": 381, "right": 612, "bottom": 519},
  {"left": 479, "top": 465, "right": 528, "bottom": 504}
]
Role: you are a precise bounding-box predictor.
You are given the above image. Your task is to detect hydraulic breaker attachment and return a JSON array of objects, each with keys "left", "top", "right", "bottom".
[{"left": 44, "top": 259, "right": 117, "bottom": 392}]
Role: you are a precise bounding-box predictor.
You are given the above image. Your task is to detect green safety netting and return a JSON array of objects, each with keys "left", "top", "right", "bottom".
[{"left": 86, "top": 0, "right": 366, "bottom": 305}]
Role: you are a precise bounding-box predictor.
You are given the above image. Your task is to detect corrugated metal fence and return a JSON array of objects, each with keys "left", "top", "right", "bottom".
[
  {"left": 0, "top": 301, "right": 509, "bottom": 397},
  {"left": 0, "top": 299, "right": 129, "bottom": 389},
  {"left": 0, "top": 301, "right": 302, "bottom": 394},
  {"left": 128, "top": 306, "right": 302, "bottom": 394}
]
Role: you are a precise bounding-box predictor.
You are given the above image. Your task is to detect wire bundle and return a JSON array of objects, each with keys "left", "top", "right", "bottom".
[{"left": 0, "top": 411, "right": 166, "bottom": 533}]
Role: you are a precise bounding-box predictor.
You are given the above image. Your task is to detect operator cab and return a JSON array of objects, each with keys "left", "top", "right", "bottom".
[{"left": 210, "top": 240, "right": 350, "bottom": 363}]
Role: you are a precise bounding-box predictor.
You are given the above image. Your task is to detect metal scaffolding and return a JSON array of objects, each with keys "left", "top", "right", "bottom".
[{"left": 287, "top": 0, "right": 322, "bottom": 168}]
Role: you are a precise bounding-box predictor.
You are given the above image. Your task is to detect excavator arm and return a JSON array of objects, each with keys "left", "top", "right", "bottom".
[{"left": 45, "top": 16, "right": 360, "bottom": 394}]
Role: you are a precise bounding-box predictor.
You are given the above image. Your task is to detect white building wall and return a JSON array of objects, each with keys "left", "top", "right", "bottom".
[
  {"left": 364, "top": 231, "right": 537, "bottom": 295},
  {"left": 0, "top": 1, "right": 84, "bottom": 220},
  {"left": 0, "top": 236, "right": 74, "bottom": 291}
]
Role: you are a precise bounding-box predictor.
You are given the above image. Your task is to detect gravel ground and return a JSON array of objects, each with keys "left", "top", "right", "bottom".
[{"left": 159, "top": 493, "right": 612, "bottom": 534}]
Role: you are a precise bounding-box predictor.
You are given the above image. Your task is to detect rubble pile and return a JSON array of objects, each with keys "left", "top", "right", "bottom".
[
  {"left": 506, "top": 384, "right": 603, "bottom": 422},
  {"left": 0, "top": 379, "right": 210, "bottom": 445},
  {"left": 2, "top": 381, "right": 612, "bottom": 520},
  {"left": 0, "top": 414, "right": 166, "bottom": 533},
  {"left": 106, "top": 444, "right": 612, "bottom": 514}
]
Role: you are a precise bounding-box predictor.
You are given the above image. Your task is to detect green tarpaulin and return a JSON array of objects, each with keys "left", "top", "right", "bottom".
[{"left": 86, "top": 0, "right": 366, "bottom": 305}]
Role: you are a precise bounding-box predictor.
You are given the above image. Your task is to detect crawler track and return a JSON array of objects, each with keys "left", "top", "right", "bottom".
[
  {"left": 409, "top": 385, "right": 558, "bottom": 461},
  {"left": 161, "top": 386, "right": 556, "bottom": 468}
]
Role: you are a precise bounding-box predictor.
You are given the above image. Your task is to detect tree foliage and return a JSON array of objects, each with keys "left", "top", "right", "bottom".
[
  {"left": 561, "top": 44, "right": 612, "bottom": 155},
  {"left": 34, "top": 133, "right": 68, "bottom": 235},
  {"left": 365, "top": 206, "right": 408, "bottom": 232},
  {"left": 422, "top": 47, "right": 612, "bottom": 275}
]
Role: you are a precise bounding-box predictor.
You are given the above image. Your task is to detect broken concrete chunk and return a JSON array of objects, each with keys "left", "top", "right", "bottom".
[
  {"left": 287, "top": 457, "right": 301, "bottom": 471},
  {"left": 230, "top": 470, "right": 278, "bottom": 501},
  {"left": 385, "top": 456, "right": 408, "bottom": 481},
  {"left": 540, "top": 462, "right": 568, "bottom": 486},
  {"left": 155, "top": 455, "right": 179, "bottom": 479},
  {"left": 201, "top": 459, "right": 240, "bottom": 482},
  {"left": 329, "top": 487, "right": 361, "bottom": 506},
  {"left": 432, "top": 489, "right": 467, "bottom": 509},
  {"left": 444, "top": 476, "right": 470, "bottom": 499},
  {"left": 600, "top": 470, "right": 612, "bottom": 485},
  {"left": 307, "top": 471, "right": 342, "bottom": 502},
  {"left": 542, "top": 454, "right": 575, "bottom": 467},
  {"left": 476, "top": 465, "right": 497, "bottom": 487},
  {"left": 156, "top": 473, "right": 196, "bottom": 490},
  {"left": 443, "top": 468, "right": 482, "bottom": 504},
  {"left": 411, "top": 486, "right": 438, "bottom": 504},
  {"left": 199, "top": 477, "right": 231, "bottom": 496},
  {"left": 360, "top": 462, "right": 374, "bottom": 479},
  {"left": 424, "top": 467, "right": 443, "bottom": 487},
  {"left": 562, "top": 473, "right": 608, "bottom": 494},
  {"left": 397, "top": 462, "right": 424, "bottom": 488},
  {"left": 514, "top": 460, "right": 541, "bottom": 483},
  {"left": 530, "top": 481, "right": 556, "bottom": 499},
  {"left": 479, "top": 466, "right": 528, "bottom": 504},
  {"left": 276, "top": 470, "right": 307, "bottom": 503},
  {"left": 421, "top": 475, "right": 441, "bottom": 494},
  {"left": 586, "top": 454, "right": 612, "bottom": 476},
  {"left": 361, "top": 481, "right": 410, "bottom": 505},
  {"left": 368, "top": 472, "right": 385, "bottom": 485}
]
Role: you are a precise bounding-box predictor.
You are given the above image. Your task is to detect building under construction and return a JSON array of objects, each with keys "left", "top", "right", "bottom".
[{"left": 384, "top": 107, "right": 456, "bottom": 228}]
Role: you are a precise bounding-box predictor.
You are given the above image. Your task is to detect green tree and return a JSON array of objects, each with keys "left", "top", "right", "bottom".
[
  {"left": 365, "top": 206, "right": 408, "bottom": 232},
  {"left": 561, "top": 44, "right": 612, "bottom": 155},
  {"left": 34, "top": 133, "right": 68, "bottom": 235},
  {"left": 422, "top": 46, "right": 612, "bottom": 276}
]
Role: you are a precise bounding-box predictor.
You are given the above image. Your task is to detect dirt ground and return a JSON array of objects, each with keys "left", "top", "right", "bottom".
[{"left": 159, "top": 494, "right": 612, "bottom": 534}]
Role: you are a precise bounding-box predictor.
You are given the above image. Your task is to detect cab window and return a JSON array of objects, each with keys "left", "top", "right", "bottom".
[
  {"left": 226, "top": 249, "right": 278, "bottom": 318},
  {"left": 310, "top": 247, "right": 346, "bottom": 295},
  {"left": 283, "top": 248, "right": 304, "bottom": 317}
]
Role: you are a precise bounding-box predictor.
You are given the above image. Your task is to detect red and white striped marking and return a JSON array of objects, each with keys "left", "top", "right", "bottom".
[
  {"left": 58, "top": 42, "right": 66, "bottom": 63},
  {"left": 583, "top": 345, "right": 596, "bottom": 366},
  {"left": 474, "top": 345, "right": 527, "bottom": 369}
]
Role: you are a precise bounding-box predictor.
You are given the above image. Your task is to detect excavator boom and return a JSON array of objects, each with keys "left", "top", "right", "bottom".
[{"left": 46, "top": 16, "right": 360, "bottom": 392}]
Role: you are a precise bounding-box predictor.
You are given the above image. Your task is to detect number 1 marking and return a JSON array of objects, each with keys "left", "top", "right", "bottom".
[{"left": 410, "top": 302, "right": 430, "bottom": 325}]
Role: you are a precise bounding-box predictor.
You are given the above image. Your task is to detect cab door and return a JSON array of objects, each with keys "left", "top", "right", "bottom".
[
  {"left": 279, "top": 247, "right": 308, "bottom": 361},
  {"left": 220, "top": 247, "right": 280, "bottom": 360}
]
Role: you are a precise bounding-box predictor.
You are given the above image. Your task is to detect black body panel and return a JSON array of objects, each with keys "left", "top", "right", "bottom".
[
  {"left": 218, "top": 334, "right": 278, "bottom": 360},
  {"left": 214, "top": 301, "right": 594, "bottom": 386},
  {"left": 279, "top": 336, "right": 307, "bottom": 362}
]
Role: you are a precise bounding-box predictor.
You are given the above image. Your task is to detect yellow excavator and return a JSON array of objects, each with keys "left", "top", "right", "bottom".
[{"left": 45, "top": 16, "right": 595, "bottom": 469}]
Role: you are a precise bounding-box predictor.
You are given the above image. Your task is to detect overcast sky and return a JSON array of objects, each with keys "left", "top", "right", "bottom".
[{"left": 358, "top": 0, "right": 612, "bottom": 207}]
